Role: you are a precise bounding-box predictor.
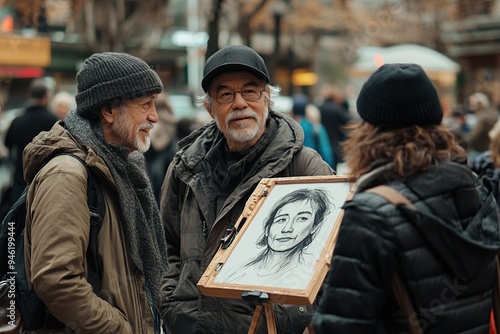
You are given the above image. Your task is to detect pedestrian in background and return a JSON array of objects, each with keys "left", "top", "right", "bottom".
[
  {"left": 472, "top": 119, "right": 500, "bottom": 205},
  {"left": 23, "top": 52, "right": 167, "bottom": 333},
  {"left": 51, "top": 90, "right": 75, "bottom": 120},
  {"left": 291, "top": 94, "right": 334, "bottom": 167},
  {"left": 465, "top": 92, "right": 499, "bottom": 162},
  {"left": 312, "top": 63, "right": 500, "bottom": 333},
  {"left": 159, "top": 44, "right": 334, "bottom": 334},
  {"left": 442, "top": 104, "right": 471, "bottom": 151},
  {"left": 317, "top": 85, "right": 351, "bottom": 171},
  {"left": 3, "top": 78, "right": 58, "bottom": 217},
  {"left": 144, "top": 92, "right": 178, "bottom": 204}
]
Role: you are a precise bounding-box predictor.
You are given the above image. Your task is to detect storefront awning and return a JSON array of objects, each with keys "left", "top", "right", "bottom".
[{"left": 0, "top": 66, "right": 44, "bottom": 78}]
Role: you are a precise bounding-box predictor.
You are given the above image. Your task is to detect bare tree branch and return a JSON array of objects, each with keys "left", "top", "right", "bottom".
[
  {"left": 83, "top": 0, "right": 97, "bottom": 51},
  {"left": 139, "top": 0, "right": 171, "bottom": 57},
  {"left": 206, "top": 0, "right": 225, "bottom": 59},
  {"left": 65, "top": 0, "right": 172, "bottom": 54},
  {"left": 237, "top": 0, "right": 267, "bottom": 46}
]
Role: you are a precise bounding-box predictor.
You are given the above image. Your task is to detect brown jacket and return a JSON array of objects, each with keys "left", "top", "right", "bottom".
[{"left": 23, "top": 122, "right": 154, "bottom": 334}]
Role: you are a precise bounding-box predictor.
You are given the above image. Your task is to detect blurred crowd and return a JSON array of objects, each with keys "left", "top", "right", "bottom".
[
  {"left": 279, "top": 86, "right": 500, "bottom": 176},
  {"left": 0, "top": 77, "right": 202, "bottom": 217},
  {"left": 3, "top": 74, "right": 500, "bottom": 217}
]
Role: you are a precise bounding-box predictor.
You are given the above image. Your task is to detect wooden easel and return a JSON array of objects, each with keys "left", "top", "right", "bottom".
[
  {"left": 243, "top": 290, "right": 315, "bottom": 334},
  {"left": 243, "top": 291, "right": 277, "bottom": 334},
  {"left": 248, "top": 303, "right": 277, "bottom": 334}
]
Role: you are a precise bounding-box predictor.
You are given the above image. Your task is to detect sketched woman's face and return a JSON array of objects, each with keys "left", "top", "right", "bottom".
[{"left": 267, "top": 200, "right": 316, "bottom": 252}]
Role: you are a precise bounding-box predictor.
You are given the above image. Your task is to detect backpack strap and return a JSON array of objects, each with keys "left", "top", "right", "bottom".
[
  {"left": 66, "top": 153, "right": 104, "bottom": 294},
  {"left": 40, "top": 153, "right": 104, "bottom": 329},
  {"left": 365, "top": 185, "right": 423, "bottom": 334}
]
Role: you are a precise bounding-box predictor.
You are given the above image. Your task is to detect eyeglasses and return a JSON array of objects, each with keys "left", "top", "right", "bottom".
[{"left": 215, "top": 87, "right": 266, "bottom": 105}]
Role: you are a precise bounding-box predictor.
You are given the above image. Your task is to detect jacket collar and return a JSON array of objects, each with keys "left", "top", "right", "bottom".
[
  {"left": 174, "top": 110, "right": 303, "bottom": 184},
  {"left": 353, "top": 160, "right": 397, "bottom": 193}
]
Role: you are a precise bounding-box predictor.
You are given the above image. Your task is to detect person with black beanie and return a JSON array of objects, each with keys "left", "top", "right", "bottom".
[{"left": 312, "top": 63, "right": 500, "bottom": 333}]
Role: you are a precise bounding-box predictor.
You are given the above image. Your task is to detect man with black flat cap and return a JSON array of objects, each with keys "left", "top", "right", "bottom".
[{"left": 159, "top": 45, "right": 334, "bottom": 333}]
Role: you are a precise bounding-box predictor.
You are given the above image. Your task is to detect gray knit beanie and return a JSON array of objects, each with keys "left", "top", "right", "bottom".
[{"left": 75, "top": 52, "right": 163, "bottom": 119}]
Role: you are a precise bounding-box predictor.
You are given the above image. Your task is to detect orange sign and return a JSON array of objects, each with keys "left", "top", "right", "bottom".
[
  {"left": 0, "top": 34, "right": 51, "bottom": 67},
  {"left": 292, "top": 69, "right": 318, "bottom": 87}
]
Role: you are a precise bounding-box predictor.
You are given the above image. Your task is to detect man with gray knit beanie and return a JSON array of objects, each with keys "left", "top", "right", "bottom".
[{"left": 21, "top": 52, "right": 168, "bottom": 333}]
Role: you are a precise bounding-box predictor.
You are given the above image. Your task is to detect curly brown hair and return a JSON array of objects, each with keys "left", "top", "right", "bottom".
[{"left": 342, "top": 121, "right": 467, "bottom": 178}]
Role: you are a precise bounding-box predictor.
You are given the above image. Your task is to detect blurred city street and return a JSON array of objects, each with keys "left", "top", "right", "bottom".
[
  {"left": 2, "top": 1, "right": 500, "bottom": 333},
  {"left": 1, "top": 0, "right": 500, "bottom": 205}
]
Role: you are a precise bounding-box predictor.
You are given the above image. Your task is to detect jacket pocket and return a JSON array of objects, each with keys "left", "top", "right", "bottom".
[{"left": 171, "top": 259, "right": 203, "bottom": 301}]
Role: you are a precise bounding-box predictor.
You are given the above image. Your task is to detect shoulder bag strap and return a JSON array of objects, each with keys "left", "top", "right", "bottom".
[
  {"left": 493, "top": 253, "right": 500, "bottom": 330},
  {"left": 366, "top": 185, "right": 416, "bottom": 209},
  {"left": 365, "top": 185, "right": 423, "bottom": 334}
]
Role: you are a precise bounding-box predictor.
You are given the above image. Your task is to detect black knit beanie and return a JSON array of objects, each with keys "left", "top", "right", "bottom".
[
  {"left": 356, "top": 63, "right": 443, "bottom": 128},
  {"left": 75, "top": 52, "right": 163, "bottom": 119}
]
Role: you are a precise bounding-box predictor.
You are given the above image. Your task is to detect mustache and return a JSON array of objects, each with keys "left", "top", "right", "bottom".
[
  {"left": 139, "top": 122, "right": 154, "bottom": 131},
  {"left": 228, "top": 110, "right": 258, "bottom": 121}
]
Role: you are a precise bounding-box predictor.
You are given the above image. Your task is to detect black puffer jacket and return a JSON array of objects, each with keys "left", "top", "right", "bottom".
[{"left": 313, "top": 161, "right": 500, "bottom": 334}]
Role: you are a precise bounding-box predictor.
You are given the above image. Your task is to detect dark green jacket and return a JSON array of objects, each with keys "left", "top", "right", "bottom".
[{"left": 160, "top": 110, "right": 334, "bottom": 334}]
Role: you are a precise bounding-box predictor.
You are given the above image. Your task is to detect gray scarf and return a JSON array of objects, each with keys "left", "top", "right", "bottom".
[{"left": 65, "top": 110, "right": 168, "bottom": 313}]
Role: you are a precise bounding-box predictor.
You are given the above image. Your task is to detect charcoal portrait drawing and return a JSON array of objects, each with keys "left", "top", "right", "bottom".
[{"left": 214, "top": 185, "right": 342, "bottom": 289}]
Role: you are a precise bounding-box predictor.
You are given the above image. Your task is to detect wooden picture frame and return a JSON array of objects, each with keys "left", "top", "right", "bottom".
[{"left": 197, "top": 175, "right": 356, "bottom": 306}]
